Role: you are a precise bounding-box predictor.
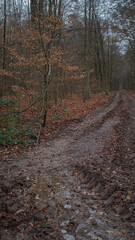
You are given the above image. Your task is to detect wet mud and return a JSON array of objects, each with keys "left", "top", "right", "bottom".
[{"left": 0, "top": 91, "right": 135, "bottom": 240}]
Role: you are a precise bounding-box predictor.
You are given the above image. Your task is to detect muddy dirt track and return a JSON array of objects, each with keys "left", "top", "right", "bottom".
[{"left": 0, "top": 91, "right": 135, "bottom": 240}]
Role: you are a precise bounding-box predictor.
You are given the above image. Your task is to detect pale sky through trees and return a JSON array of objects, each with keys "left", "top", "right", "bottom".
[{"left": 0, "top": 0, "right": 134, "bottom": 99}]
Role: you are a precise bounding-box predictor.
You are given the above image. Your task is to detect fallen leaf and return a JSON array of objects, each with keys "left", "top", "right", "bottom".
[
  {"left": 102, "top": 172, "right": 106, "bottom": 178},
  {"left": 42, "top": 207, "right": 47, "bottom": 212},
  {"left": 116, "top": 231, "right": 123, "bottom": 236},
  {"left": 126, "top": 195, "right": 131, "bottom": 200},
  {"left": 48, "top": 219, "right": 54, "bottom": 222},
  {"left": 29, "top": 222, "right": 34, "bottom": 227},
  {"left": 98, "top": 211, "right": 104, "bottom": 216},
  {"left": 106, "top": 230, "right": 113, "bottom": 234},
  {"left": 75, "top": 172, "right": 81, "bottom": 177}
]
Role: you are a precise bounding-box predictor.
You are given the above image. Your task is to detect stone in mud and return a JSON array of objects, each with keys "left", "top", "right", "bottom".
[
  {"left": 76, "top": 223, "right": 86, "bottom": 233},
  {"left": 63, "top": 234, "right": 75, "bottom": 240}
]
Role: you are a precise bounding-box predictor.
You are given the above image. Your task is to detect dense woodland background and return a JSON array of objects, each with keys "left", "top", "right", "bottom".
[{"left": 0, "top": 0, "right": 134, "bottom": 146}]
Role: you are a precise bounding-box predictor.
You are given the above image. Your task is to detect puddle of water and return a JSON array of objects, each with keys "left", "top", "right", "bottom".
[
  {"left": 63, "top": 234, "right": 75, "bottom": 240},
  {"left": 86, "top": 209, "right": 97, "bottom": 222},
  {"left": 61, "top": 229, "right": 67, "bottom": 234},
  {"left": 60, "top": 204, "right": 134, "bottom": 240},
  {"left": 76, "top": 223, "right": 86, "bottom": 233},
  {"left": 87, "top": 231, "right": 104, "bottom": 240},
  {"left": 64, "top": 204, "right": 72, "bottom": 209},
  {"left": 64, "top": 192, "right": 72, "bottom": 199},
  {"left": 32, "top": 178, "right": 135, "bottom": 240}
]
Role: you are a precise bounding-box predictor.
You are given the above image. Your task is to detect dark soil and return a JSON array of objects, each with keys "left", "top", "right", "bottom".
[{"left": 0, "top": 91, "right": 135, "bottom": 240}]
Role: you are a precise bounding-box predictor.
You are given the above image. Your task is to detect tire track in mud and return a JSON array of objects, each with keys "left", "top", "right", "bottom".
[
  {"left": 0, "top": 91, "right": 135, "bottom": 240},
  {"left": 71, "top": 91, "right": 135, "bottom": 239},
  {"left": 31, "top": 91, "right": 134, "bottom": 240}
]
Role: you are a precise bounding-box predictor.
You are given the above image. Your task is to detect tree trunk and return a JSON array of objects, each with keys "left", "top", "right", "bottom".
[
  {"left": 1, "top": 0, "right": 7, "bottom": 97},
  {"left": 3, "top": 0, "right": 6, "bottom": 71},
  {"left": 31, "top": 0, "right": 37, "bottom": 23}
]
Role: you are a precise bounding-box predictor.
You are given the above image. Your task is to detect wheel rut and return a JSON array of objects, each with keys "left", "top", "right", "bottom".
[{"left": 0, "top": 91, "right": 135, "bottom": 240}]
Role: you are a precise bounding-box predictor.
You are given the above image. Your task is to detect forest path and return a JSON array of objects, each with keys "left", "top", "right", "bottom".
[{"left": 0, "top": 91, "right": 135, "bottom": 240}]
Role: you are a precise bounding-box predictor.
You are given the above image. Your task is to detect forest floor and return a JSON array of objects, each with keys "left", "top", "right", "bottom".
[{"left": 0, "top": 90, "right": 135, "bottom": 240}]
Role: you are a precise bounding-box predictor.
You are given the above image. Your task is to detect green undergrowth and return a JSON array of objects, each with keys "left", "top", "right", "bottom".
[{"left": 0, "top": 97, "right": 36, "bottom": 146}]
